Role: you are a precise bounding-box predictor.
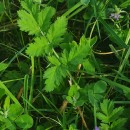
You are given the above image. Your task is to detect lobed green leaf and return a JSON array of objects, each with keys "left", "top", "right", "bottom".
[
  {"left": 26, "top": 36, "right": 49, "bottom": 57},
  {"left": 47, "top": 16, "right": 68, "bottom": 45}
]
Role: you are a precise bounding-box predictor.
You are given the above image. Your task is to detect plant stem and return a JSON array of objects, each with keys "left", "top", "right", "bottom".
[
  {"left": 62, "top": 2, "right": 82, "bottom": 17},
  {"left": 38, "top": 58, "right": 43, "bottom": 91},
  {"left": 29, "top": 56, "right": 35, "bottom": 106},
  {"left": 67, "top": 4, "right": 88, "bottom": 19}
]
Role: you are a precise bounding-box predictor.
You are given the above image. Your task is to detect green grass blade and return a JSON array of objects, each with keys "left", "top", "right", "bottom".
[
  {"left": 0, "top": 81, "right": 22, "bottom": 107},
  {"left": 99, "top": 17, "right": 127, "bottom": 48},
  {"left": 99, "top": 77, "right": 130, "bottom": 93}
]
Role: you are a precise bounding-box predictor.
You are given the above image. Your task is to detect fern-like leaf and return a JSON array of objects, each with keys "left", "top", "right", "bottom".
[
  {"left": 109, "top": 107, "right": 124, "bottom": 122},
  {"left": 100, "top": 99, "right": 114, "bottom": 116},
  {"left": 17, "top": 10, "right": 40, "bottom": 35},
  {"left": 47, "top": 16, "right": 68, "bottom": 45},
  {"left": 18, "top": 1, "right": 56, "bottom": 35},
  {"left": 48, "top": 56, "right": 61, "bottom": 66},
  {"left": 43, "top": 65, "right": 67, "bottom": 92},
  {"left": 69, "top": 36, "right": 91, "bottom": 65},
  {"left": 26, "top": 36, "right": 48, "bottom": 57},
  {"left": 21, "top": 0, "right": 37, "bottom": 14},
  {"left": 97, "top": 99, "right": 125, "bottom": 125},
  {"left": 111, "top": 118, "right": 127, "bottom": 129},
  {"left": 38, "top": 7, "right": 56, "bottom": 32}
]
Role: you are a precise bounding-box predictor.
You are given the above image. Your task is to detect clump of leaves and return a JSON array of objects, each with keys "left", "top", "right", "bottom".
[
  {"left": 0, "top": 96, "right": 33, "bottom": 130},
  {"left": 17, "top": 0, "right": 93, "bottom": 93},
  {"left": 16, "top": 0, "right": 130, "bottom": 129},
  {"left": 97, "top": 99, "right": 127, "bottom": 130}
]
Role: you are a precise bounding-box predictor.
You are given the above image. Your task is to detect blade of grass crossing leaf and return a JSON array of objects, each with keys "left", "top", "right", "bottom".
[
  {"left": 99, "top": 17, "right": 127, "bottom": 48},
  {"left": 68, "top": 4, "right": 89, "bottom": 19},
  {"left": 114, "top": 101, "right": 130, "bottom": 104},
  {"left": 109, "top": 44, "right": 121, "bottom": 60},
  {"left": 62, "top": 2, "right": 82, "bottom": 17},
  {"left": 0, "top": 81, "right": 22, "bottom": 107},
  {"left": 115, "top": 46, "right": 130, "bottom": 81},
  {"left": 125, "top": 29, "right": 130, "bottom": 45},
  {"left": 98, "top": 77, "right": 130, "bottom": 93},
  {"left": 23, "top": 74, "right": 29, "bottom": 114},
  {"left": 92, "top": 0, "right": 101, "bottom": 39},
  {"left": 0, "top": 45, "right": 28, "bottom": 77},
  {"left": 22, "top": 96, "right": 62, "bottom": 126}
]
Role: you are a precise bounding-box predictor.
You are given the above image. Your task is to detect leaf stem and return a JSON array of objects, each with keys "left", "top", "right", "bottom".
[{"left": 29, "top": 56, "right": 35, "bottom": 106}]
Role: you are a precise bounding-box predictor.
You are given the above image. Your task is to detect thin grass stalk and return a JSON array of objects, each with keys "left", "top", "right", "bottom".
[
  {"left": 38, "top": 58, "right": 43, "bottom": 91},
  {"left": 0, "top": 81, "right": 22, "bottom": 107},
  {"left": 23, "top": 74, "right": 29, "bottom": 114},
  {"left": 62, "top": 2, "right": 82, "bottom": 17},
  {"left": 29, "top": 56, "right": 35, "bottom": 106}
]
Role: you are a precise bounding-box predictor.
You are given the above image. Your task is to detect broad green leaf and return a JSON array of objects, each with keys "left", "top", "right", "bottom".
[
  {"left": 26, "top": 36, "right": 49, "bottom": 57},
  {"left": 87, "top": 82, "right": 106, "bottom": 106},
  {"left": 0, "top": 63, "right": 8, "bottom": 71},
  {"left": 38, "top": 7, "right": 56, "bottom": 32},
  {"left": 18, "top": 10, "right": 40, "bottom": 35},
  {"left": 3, "top": 96, "right": 10, "bottom": 111},
  {"left": 94, "top": 94, "right": 103, "bottom": 101},
  {"left": 15, "top": 114, "right": 33, "bottom": 129},
  {"left": 78, "top": 86, "right": 88, "bottom": 101},
  {"left": 94, "top": 80, "right": 107, "bottom": 93},
  {"left": 88, "top": 90, "right": 103, "bottom": 106},
  {"left": 47, "top": 16, "right": 67, "bottom": 45},
  {"left": 8, "top": 104, "right": 23, "bottom": 120}
]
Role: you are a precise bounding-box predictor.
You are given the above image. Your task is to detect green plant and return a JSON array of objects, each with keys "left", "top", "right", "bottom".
[
  {"left": 0, "top": 0, "right": 130, "bottom": 129},
  {"left": 97, "top": 99, "right": 127, "bottom": 130},
  {"left": 0, "top": 96, "right": 33, "bottom": 130}
]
